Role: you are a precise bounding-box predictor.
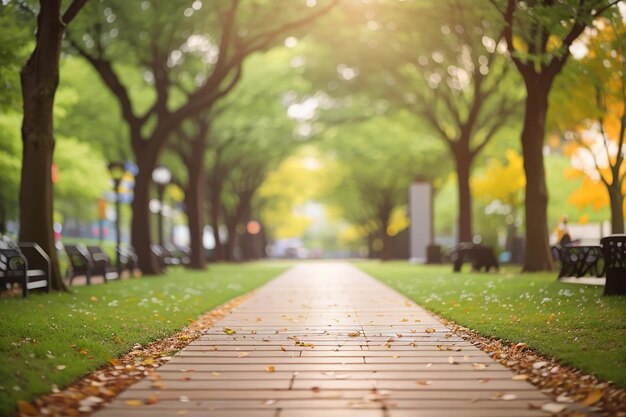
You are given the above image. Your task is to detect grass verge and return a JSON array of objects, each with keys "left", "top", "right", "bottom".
[
  {"left": 357, "top": 262, "right": 626, "bottom": 388},
  {"left": 0, "top": 262, "right": 289, "bottom": 416}
]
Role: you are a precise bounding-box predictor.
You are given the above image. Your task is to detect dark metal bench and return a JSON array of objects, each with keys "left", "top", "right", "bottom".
[
  {"left": 552, "top": 244, "right": 605, "bottom": 279},
  {"left": 65, "top": 244, "right": 118, "bottom": 285},
  {"left": 151, "top": 244, "right": 181, "bottom": 268},
  {"left": 0, "top": 236, "right": 50, "bottom": 298},
  {"left": 600, "top": 235, "right": 626, "bottom": 296},
  {"left": 117, "top": 246, "right": 139, "bottom": 276},
  {"left": 449, "top": 243, "right": 499, "bottom": 272},
  {"left": 86, "top": 246, "right": 119, "bottom": 281}
]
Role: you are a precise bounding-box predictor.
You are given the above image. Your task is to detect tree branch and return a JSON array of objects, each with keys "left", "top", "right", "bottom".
[{"left": 61, "top": 0, "right": 88, "bottom": 25}]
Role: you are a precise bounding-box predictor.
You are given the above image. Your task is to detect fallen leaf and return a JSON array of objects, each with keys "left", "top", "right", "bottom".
[
  {"left": 425, "top": 328, "right": 436, "bottom": 333},
  {"left": 472, "top": 363, "right": 487, "bottom": 370},
  {"left": 179, "top": 396, "right": 189, "bottom": 403},
  {"left": 448, "top": 356, "right": 457, "bottom": 364},
  {"left": 280, "top": 346, "right": 286, "bottom": 352},
  {"left": 143, "top": 357, "right": 154, "bottom": 365},
  {"left": 211, "top": 371, "right": 220, "bottom": 377},
  {"left": 556, "top": 394, "right": 574, "bottom": 403},
  {"left": 223, "top": 327, "right": 236, "bottom": 335},
  {"left": 56, "top": 365, "right": 66, "bottom": 371},
  {"left": 512, "top": 374, "right": 528, "bottom": 380},
  {"left": 90, "top": 296, "right": 98, "bottom": 302},
  {"left": 238, "top": 352, "right": 250, "bottom": 358},
  {"left": 261, "top": 399, "right": 276, "bottom": 405},
  {"left": 125, "top": 400, "right": 143, "bottom": 407},
  {"left": 501, "top": 394, "right": 517, "bottom": 401},
  {"left": 348, "top": 332, "right": 360, "bottom": 338},
  {"left": 311, "top": 386, "right": 321, "bottom": 393},
  {"left": 415, "top": 380, "right": 432, "bottom": 386},
  {"left": 17, "top": 400, "right": 38, "bottom": 416},
  {"left": 145, "top": 395, "right": 160, "bottom": 405},
  {"left": 542, "top": 402, "right": 568, "bottom": 413},
  {"left": 580, "top": 389, "right": 603, "bottom": 406},
  {"left": 266, "top": 365, "right": 275, "bottom": 373},
  {"left": 532, "top": 361, "right": 548, "bottom": 370}
]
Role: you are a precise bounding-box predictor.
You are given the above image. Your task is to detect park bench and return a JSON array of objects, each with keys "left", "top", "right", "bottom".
[
  {"left": 151, "top": 243, "right": 181, "bottom": 268},
  {"left": 117, "top": 246, "right": 139, "bottom": 276},
  {"left": 65, "top": 243, "right": 117, "bottom": 285},
  {"left": 86, "top": 246, "right": 119, "bottom": 281},
  {"left": 0, "top": 236, "right": 50, "bottom": 298},
  {"left": 552, "top": 243, "right": 605, "bottom": 279},
  {"left": 600, "top": 235, "right": 626, "bottom": 296},
  {"left": 449, "top": 242, "right": 499, "bottom": 272}
]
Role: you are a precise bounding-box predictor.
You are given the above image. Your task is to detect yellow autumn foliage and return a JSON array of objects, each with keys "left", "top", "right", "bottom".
[{"left": 472, "top": 149, "right": 525, "bottom": 207}]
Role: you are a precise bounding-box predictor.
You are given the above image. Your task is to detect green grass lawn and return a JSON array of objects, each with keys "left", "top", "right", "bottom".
[
  {"left": 357, "top": 262, "right": 626, "bottom": 389},
  {"left": 0, "top": 263, "right": 289, "bottom": 416}
]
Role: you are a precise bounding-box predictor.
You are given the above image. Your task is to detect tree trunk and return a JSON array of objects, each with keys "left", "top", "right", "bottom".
[
  {"left": 0, "top": 201, "right": 6, "bottom": 235},
  {"left": 454, "top": 150, "right": 473, "bottom": 243},
  {"left": 608, "top": 184, "right": 625, "bottom": 234},
  {"left": 380, "top": 231, "right": 392, "bottom": 261},
  {"left": 521, "top": 87, "right": 553, "bottom": 271},
  {"left": 209, "top": 190, "right": 225, "bottom": 261},
  {"left": 131, "top": 154, "right": 163, "bottom": 275},
  {"left": 184, "top": 143, "right": 207, "bottom": 269},
  {"left": 19, "top": 1, "right": 66, "bottom": 291},
  {"left": 224, "top": 223, "right": 238, "bottom": 261}
]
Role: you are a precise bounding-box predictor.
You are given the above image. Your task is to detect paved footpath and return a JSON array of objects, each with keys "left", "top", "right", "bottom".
[{"left": 94, "top": 263, "right": 553, "bottom": 417}]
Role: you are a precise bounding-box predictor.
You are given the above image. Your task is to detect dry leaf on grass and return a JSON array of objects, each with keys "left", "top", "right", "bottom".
[
  {"left": 581, "top": 389, "right": 603, "bottom": 406},
  {"left": 17, "top": 400, "right": 38, "bottom": 416}
]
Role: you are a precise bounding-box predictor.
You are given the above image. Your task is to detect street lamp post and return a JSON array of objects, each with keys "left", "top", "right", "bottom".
[
  {"left": 108, "top": 161, "right": 126, "bottom": 279},
  {"left": 152, "top": 166, "right": 171, "bottom": 247}
]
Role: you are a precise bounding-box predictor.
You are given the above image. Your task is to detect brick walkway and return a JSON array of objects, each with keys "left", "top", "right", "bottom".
[{"left": 93, "top": 263, "right": 552, "bottom": 417}]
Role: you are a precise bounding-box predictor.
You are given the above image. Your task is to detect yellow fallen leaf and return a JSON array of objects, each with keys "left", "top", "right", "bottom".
[
  {"left": 265, "top": 365, "right": 275, "bottom": 373},
  {"left": 125, "top": 400, "right": 143, "bottom": 407},
  {"left": 472, "top": 363, "right": 487, "bottom": 370},
  {"left": 223, "top": 327, "right": 236, "bottom": 335},
  {"left": 108, "top": 359, "right": 119, "bottom": 366},
  {"left": 348, "top": 332, "right": 360, "bottom": 337},
  {"left": 17, "top": 400, "right": 38, "bottom": 416},
  {"left": 548, "top": 313, "right": 556, "bottom": 322},
  {"left": 145, "top": 395, "right": 160, "bottom": 405},
  {"left": 143, "top": 357, "right": 154, "bottom": 365},
  {"left": 512, "top": 374, "right": 529, "bottom": 380},
  {"left": 90, "top": 296, "right": 98, "bottom": 302},
  {"left": 425, "top": 328, "right": 436, "bottom": 333},
  {"left": 401, "top": 318, "right": 409, "bottom": 322},
  {"left": 581, "top": 389, "right": 603, "bottom": 406}
]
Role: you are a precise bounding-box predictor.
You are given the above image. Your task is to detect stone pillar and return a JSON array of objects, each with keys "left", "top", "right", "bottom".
[{"left": 409, "top": 180, "right": 432, "bottom": 263}]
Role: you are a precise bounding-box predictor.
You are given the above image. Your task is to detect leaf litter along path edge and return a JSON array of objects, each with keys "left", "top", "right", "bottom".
[
  {"left": 24, "top": 263, "right": 623, "bottom": 417},
  {"left": 84, "top": 262, "right": 596, "bottom": 417}
]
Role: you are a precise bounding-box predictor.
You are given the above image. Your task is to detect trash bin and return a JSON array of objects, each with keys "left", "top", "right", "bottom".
[{"left": 600, "top": 234, "right": 626, "bottom": 296}]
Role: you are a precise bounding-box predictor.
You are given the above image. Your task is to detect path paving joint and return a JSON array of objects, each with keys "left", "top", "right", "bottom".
[{"left": 93, "top": 263, "right": 554, "bottom": 417}]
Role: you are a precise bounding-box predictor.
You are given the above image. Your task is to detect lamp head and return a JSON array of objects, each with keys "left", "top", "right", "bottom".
[
  {"left": 152, "top": 166, "right": 172, "bottom": 185},
  {"left": 108, "top": 161, "right": 126, "bottom": 181}
]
